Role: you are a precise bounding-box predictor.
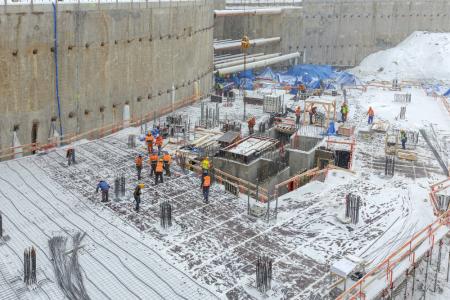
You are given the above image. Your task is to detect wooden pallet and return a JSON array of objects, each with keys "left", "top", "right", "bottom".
[{"left": 396, "top": 149, "right": 417, "bottom": 161}]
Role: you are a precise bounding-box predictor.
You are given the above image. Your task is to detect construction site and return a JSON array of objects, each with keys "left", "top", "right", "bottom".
[{"left": 1, "top": 0, "right": 450, "bottom": 300}]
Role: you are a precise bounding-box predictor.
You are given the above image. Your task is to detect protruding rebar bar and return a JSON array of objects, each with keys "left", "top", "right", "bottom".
[{"left": 256, "top": 255, "right": 273, "bottom": 293}]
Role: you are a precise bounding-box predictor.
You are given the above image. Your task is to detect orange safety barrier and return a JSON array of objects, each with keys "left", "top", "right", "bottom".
[
  {"left": 0, "top": 93, "right": 204, "bottom": 161},
  {"left": 186, "top": 162, "right": 269, "bottom": 202},
  {"left": 429, "top": 177, "right": 450, "bottom": 216},
  {"left": 433, "top": 95, "right": 450, "bottom": 116},
  {"left": 337, "top": 210, "right": 449, "bottom": 300}
]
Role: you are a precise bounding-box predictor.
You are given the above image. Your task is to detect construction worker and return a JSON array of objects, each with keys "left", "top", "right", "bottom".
[
  {"left": 340, "top": 102, "right": 349, "bottom": 122},
  {"left": 295, "top": 106, "right": 301, "bottom": 127},
  {"left": 201, "top": 157, "right": 210, "bottom": 176},
  {"left": 400, "top": 130, "right": 407, "bottom": 150},
  {"left": 155, "top": 135, "right": 163, "bottom": 156},
  {"left": 247, "top": 116, "right": 256, "bottom": 135},
  {"left": 155, "top": 158, "right": 164, "bottom": 185},
  {"left": 96, "top": 180, "right": 110, "bottom": 203},
  {"left": 299, "top": 84, "right": 306, "bottom": 94},
  {"left": 367, "top": 106, "right": 375, "bottom": 124},
  {"left": 163, "top": 151, "right": 171, "bottom": 177},
  {"left": 202, "top": 175, "right": 211, "bottom": 203},
  {"left": 145, "top": 132, "right": 154, "bottom": 154},
  {"left": 135, "top": 154, "right": 143, "bottom": 180},
  {"left": 66, "top": 147, "right": 75, "bottom": 166},
  {"left": 133, "top": 183, "right": 144, "bottom": 212},
  {"left": 309, "top": 106, "right": 317, "bottom": 125},
  {"left": 149, "top": 151, "right": 159, "bottom": 176}
]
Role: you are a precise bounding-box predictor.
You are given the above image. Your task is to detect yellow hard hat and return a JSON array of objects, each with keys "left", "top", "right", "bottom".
[{"left": 138, "top": 183, "right": 144, "bottom": 189}]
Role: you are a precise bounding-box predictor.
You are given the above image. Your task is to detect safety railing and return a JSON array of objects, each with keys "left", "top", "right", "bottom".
[
  {"left": 0, "top": 93, "right": 203, "bottom": 161},
  {"left": 185, "top": 162, "right": 270, "bottom": 202},
  {"left": 429, "top": 177, "right": 450, "bottom": 216},
  {"left": 337, "top": 210, "right": 449, "bottom": 300}
]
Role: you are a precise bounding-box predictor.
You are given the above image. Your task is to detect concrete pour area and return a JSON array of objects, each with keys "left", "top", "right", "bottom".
[
  {"left": 10, "top": 125, "right": 434, "bottom": 299},
  {"left": 0, "top": 81, "right": 448, "bottom": 299}
]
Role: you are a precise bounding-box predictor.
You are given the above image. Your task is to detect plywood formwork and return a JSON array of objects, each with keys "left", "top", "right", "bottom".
[{"left": 303, "top": 99, "right": 337, "bottom": 127}]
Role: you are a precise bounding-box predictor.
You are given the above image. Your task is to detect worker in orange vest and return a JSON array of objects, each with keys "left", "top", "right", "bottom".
[
  {"left": 367, "top": 106, "right": 375, "bottom": 124},
  {"left": 155, "top": 135, "right": 163, "bottom": 156},
  {"left": 155, "top": 158, "right": 164, "bottom": 185},
  {"left": 135, "top": 154, "right": 143, "bottom": 180},
  {"left": 149, "top": 151, "right": 159, "bottom": 176},
  {"left": 299, "top": 84, "right": 306, "bottom": 93},
  {"left": 202, "top": 175, "right": 211, "bottom": 203},
  {"left": 163, "top": 152, "right": 171, "bottom": 177},
  {"left": 247, "top": 116, "right": 256, "bottom": 135},
  {"left": 295, "top": 106, "right": 301, "bottom": 127},
  {"left": 145, "top": 132, "right": 154, "bottom": 154}
]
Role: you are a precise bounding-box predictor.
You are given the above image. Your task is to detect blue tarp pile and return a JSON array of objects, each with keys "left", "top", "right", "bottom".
[
  {"left": 423, "top": 83, "right": 450, "bottom": 96},
  {"left": 444, "top": 89, "right": 450, "bottom": 97},
  {"left": 215, "top": 64, "right": 361, "bottom": 91}
]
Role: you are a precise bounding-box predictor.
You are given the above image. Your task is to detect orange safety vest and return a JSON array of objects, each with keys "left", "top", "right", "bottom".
[
  {"left": 156, "top": 161, "right": 164, "bottom": 172},
  {"left": 145, "top": 135, "right": 154, "bottom": 144},
  {"left": 203, "top": 176, "right": 211, "bottom": 187},
  {"left": 135, "top": 156, "right": 143, "bottom": 167},
  {"left": 295, "top": 108, "right": 301, "bottom": 116},
  {"left": 155, "top": 136, "right": 163, "bottom": 146},
  {"left": 163, "top": 154, "right": 171, "bottom": 164},
  {"left": 368, "top": 108, "right": 374, "bottom": 116},
  {"left": 149, "top": 154, "right": 158, "bottom": 163}
]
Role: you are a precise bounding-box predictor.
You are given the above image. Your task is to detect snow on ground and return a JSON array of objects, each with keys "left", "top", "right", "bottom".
[
  {"left": 0, "top": 81, "right": 448, "bottom": 299},
  {"left": 350, "top": 31, "right": 450, "bottom": 83},
  {"left": 2, "top": 32, "right": 450, "bottom": 298}
]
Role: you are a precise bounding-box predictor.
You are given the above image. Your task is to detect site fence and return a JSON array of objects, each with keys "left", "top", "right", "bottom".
[{"left": 0, "top": 93, "right": 204, "bottom": 161}]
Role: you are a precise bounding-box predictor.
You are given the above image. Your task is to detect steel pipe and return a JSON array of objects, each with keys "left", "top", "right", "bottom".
[
  {"left": 214, "top": 8, "right": 283, "bottom": 17},
  {"left": 217, "top": 52, "right": 300, "bottom": 75},
  {"left": 215, "top": 53, "right": 281, "bottom": 69},
  {"left": 214, "top": 53, "right": 266, "bottom": 65},
  {"left": 214, "top": 52, "right": 263, "bottom": 63},
  {"left": 214, "top": 37, "right": 281, "bottom": 51}
]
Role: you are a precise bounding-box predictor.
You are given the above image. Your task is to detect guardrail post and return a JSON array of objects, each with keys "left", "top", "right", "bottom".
[
  {"left": 274, "top": 189, "right": 278, "bottom": 220},
  {"left": 256, "top": 179, "right": 259, "bottom": 202},
  {"left": 247, "top": 186, "right": 250, "bottom": 215}
]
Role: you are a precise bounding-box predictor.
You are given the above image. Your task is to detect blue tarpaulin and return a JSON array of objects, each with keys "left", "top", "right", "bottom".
[
  {"left": 444, "top": 89, "right": 450, "bottom": 97},
  {"left": 257, "top": 67, "right": 277, "bottom": 81},
  {"left": 215, "top": 64, "right": 361, "bottom": 91}
]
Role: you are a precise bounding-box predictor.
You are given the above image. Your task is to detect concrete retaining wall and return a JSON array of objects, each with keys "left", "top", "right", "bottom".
[
  {"left": 214, "top": 0, "right": 450, "bottom": 66},
  {"left": 0, "top": 1, "right": 214, "bottom": 149},
  {"left": 302, "top": 0, "right": 450, "bottom": 66}
]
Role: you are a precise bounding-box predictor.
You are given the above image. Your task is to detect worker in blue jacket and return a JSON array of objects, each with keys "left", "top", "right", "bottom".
[{"left": 96, "top": 180, "right": 110, "bottom": 202}]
